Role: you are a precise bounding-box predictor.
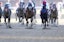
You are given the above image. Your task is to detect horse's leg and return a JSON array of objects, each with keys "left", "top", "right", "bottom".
[
  {"left": 15, "top": 14, "right": 17, "bottom": 21},
  {"left": 42, "top": 19, "right": 44, "bottom": 24},
  {"left": 41, "top": 18, "right": 44, "bottom": 27},
  {"left": 45, "top": 20, "right": 46, "bottom": 28},
  {"left": 26, "top": 18, "right": 28, "bottom": 27},
  {"left": 43, "top": 20, "right": 46, "bottom": 29},
  {"left": 47, "top": 18, "right": 49, "bottom": 26},
  {"left": 54, "top": 18, "right": 58, "bottom": 26},
  {"left": 4, "top": 17, "right": 8, "bottom": 27},
  {"left": 41, "top": 19, "right": 43, "bottom": 25},
  {"left": 49, "top": 17, "right": 51, "bottom": 23},
  {"left": 19, "top": 17, "right": 22, "bottom": 23},
  {"left": 4, "top": 17, "right": 7, "bottom": 24},
  {"left": 49, "top": 15, "right": 50, "bottom": 23},
  {"left": 22, "top": 17, "right": 24, "bottom": 25},
  {"left": 8, "top": 17, "right": 10, "bottom": 23},
  {"left": 19, "top": 17, "right": 20, "bottom": 22},
  {"left": 51, "top": 18, "right": 53, "bottom": 24},
  {"left": 31, "top": 17, "right": 33, "bottom": 28},
  {"left": 0, "top": 18, "right": 1, "bottom": 25},
  {"left": 54, "top": 18, "right": 55, "bottom": 25},
  {"left": 33, "top": 15, "right": 37, "bottom": 25},
  {"left": 8, "top": 17, "right": 11, "bottom": 28},
  {"left": 57, "top": 18, "right": 58, "bottom": 25}
]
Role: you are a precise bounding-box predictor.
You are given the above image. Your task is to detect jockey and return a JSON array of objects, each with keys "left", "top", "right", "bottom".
[
  {"left": 5, "top": 2, "right": 11, "bottom": 9},
  {"left": 28, "top": 0, "right": 32, "bottom": 7},
  {"left": 19, "top": 0, "right": 25, "bottom": 8},
  {"left": 4, "top": 2, "right": 11, "bottom": 16},
  {"left": 40, "top": 0, "right": 48, "bottom": 20},
  {"left": 27, "top": 0, "right": 35, "bottom": 8},
  {"left": 0, "top": 2, "right": 2, "bottom": 14},
  {"left": 42, "top": 0, "right": 46, "bottom": 6},
  {"left": 32, "top": 0, "right": 35, "bottom": 8},
  {"left": 42, "top": 0, "right": 50, "bottom": 10},
  {"left": 53, "top": 3, "right": 56, "bottom": 8},
  {"left": 0, "top": 2, "right": 2, "bottom": 22}
]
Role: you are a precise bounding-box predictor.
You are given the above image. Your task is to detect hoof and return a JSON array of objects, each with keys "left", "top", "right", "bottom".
[
  {"left": 47, "top": 24, "right": 49, "bottom": 26},
  {"left": 26, "top": 27, "right": 33, "bottom": 29},
  {"left": 9, "top": 26, "right": 12, "bottom": 28},
  {"left": 8, "top": 25, "right": 12, "bottom": 28},
  {"left": 43, "top": 27, "right": 46, "bottom": 29},
  {"left": 43, "top": 28, "right": 46, "bottom": 29},
  {"left": 22, "top": 23, "right": 24, "bottom": 25}
]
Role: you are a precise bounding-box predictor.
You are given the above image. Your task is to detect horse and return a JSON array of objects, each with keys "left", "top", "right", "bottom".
[
  {"left": 16, "top": 2, "right": 25, "bottom": 24},
  {"left": 50, "top": 4, "right": 58, "bottom": 25},
  {"left": 3, "top": 7, "right": 11, "bottom": 28},
  {"left": 25, "top": 6, "right": 36, "bottom": 28},
  {"left": 40, "top": 6, "right": 48, "bottom": 29},
  {"left": 16, "top": 7, "right": 25, "bottom": 24},
  {"left": 0, "top": 7, "right": 2, "bottom": 24},
  {"left": 31, "top": 7, "right": 36, "bottom": 25}
]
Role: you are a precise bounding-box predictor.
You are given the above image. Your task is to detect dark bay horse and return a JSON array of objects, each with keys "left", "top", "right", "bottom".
[
  {"left": 16, "top": 2, "right": 25, "bottom": 24},
  {"left": 16, "top": 7, "right": 25, "bottom": 24},
  {"left": 0, "top": 7, "right": 2, "bottom": 24},
  {"left": 25, "top": 6, "right": 36, "bottom": 28},
  {"left": 40, "top": 6, "right": 48, "bottom": 29},
  {"left": 3, "top": 7, "right": 11, "bottom": 28}
]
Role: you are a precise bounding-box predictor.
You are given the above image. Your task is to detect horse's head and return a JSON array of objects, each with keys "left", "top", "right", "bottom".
[
  {"left": 51, "top": 4, "right": 57, "bottom": 11},
  {"left": 19, "top": 2, "right": 25, "bottom": 9},
  {"left": 27, "top": 2, "right": 33, "bottom": 10},
  {"left": 27, "top": 6, "right": 33, "bottom": 11},
  {"left": 4, "top": 8, "right": 8, "bottom": 12}
]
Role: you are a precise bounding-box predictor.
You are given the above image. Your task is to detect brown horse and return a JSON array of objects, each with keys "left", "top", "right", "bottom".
[
  {"left": 25, "top": 7, "right": 35, "bottom": 28},
  {"left": 16, "top": 2, "right": 25, "bottom": 24},
  {"left": 50, "top": 4, "right": 58, "bottom": 25},
  {"left": 3, "top": 8, "right": 11, "bottom": 28}
]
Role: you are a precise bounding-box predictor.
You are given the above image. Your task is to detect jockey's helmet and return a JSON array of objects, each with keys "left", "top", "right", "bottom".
[
  {"left": 28, "top": 3, "right": 32, "bottom": 7},
  {"left": 43, "top": 0, "right": 46, "bottom": 5},
  {"left": 5, "top": 2, "right": 10, "bottom": 8}
]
